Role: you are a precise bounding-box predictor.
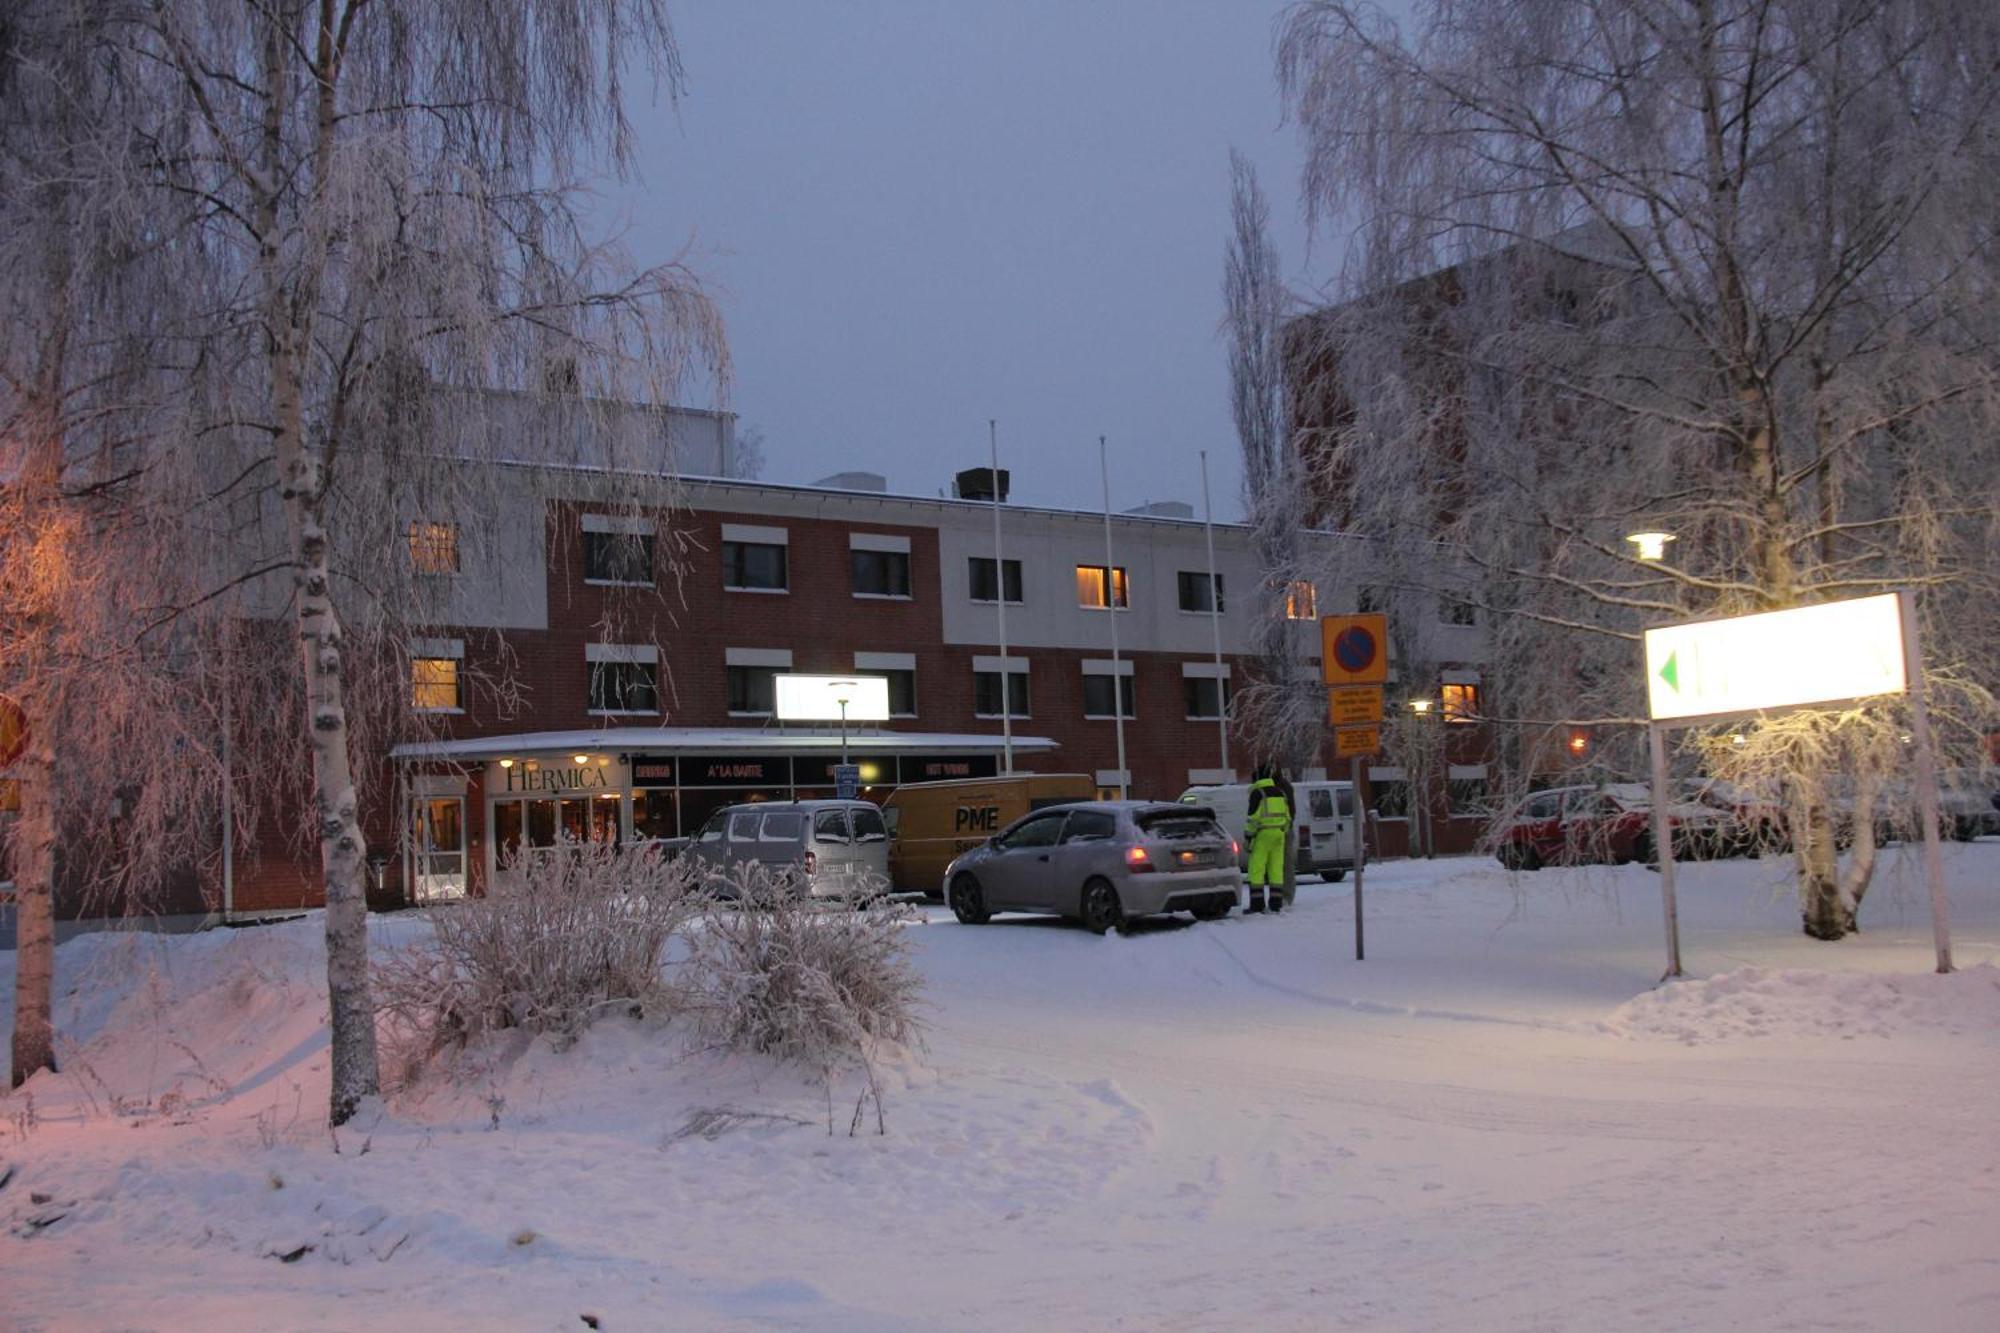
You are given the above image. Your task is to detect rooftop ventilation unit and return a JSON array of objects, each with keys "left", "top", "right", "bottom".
[
  {"left": 813, "top": 470, "right": 888, "bottom": 493},
  {"left": 1123, "top": 500, "right": 1195, "bottom": 519},
  {"left": 953, "top": 467, "right": 1010, "bottom": 503}
]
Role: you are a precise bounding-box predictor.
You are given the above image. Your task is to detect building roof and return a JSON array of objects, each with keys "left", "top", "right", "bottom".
[{"left": 390, "top": 726, "right": 1060, "bottom": 763}]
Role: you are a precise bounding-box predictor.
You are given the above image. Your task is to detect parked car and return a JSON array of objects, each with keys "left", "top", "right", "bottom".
[
  {"left": 1937, "top": 769, "right": 2000, "bottom": 840},
  {"left": 1178, "top": 780, "right": 1363, "bottom": 884},
  {"left": 681, "top": 799, "right": 891, "bottom": 899},
  {"left": 943, "top": 801, "right": 1242, "bottom": 933},
  {"left": 882, "top": 772, "right": 1096, "bottom": 897},
  {"left": 1494, "top": 784, "right": 1729, "bottom": 870},
  {"left": 1679, "top": 778, "right": 1786, "bottom": 856}
]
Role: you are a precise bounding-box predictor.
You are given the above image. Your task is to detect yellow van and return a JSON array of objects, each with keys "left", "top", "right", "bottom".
[{"left": 883, "top": 773, "right": 1096, "bottom": 896}]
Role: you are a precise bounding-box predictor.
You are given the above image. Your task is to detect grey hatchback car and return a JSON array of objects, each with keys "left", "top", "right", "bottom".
[
  {"left": 682, "top": 799, "right": 891, "bottom": 899},
  {"left": 943, "top": 801, "right": 1242, "bottom": 933}
]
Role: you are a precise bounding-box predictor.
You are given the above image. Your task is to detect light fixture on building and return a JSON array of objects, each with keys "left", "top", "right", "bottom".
[
  {"left": 573, "top": 753, "right": 591, "bottom": 765},
  {"left": 1625, "top": 531, "right": 1676, "bottom": 562},
  {"left": 1409, "top": 699, "right": 1435, "bottom": 717},
  {"left": 1729, "top": 733, "right": 1747, "bottom": 747},
  {"left": 1567, "top": 728, "right": 1590, "bottom": 756},
  {"left": 498, "top": 758, "right": 514, "bottom": 769}
]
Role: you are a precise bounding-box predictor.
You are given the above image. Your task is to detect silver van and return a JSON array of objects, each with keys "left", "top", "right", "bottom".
[
  {"left": 1178, "top": 780, "right": 1363, "bottom": 882},
  {"left": 683, "top": 799, "right": 891, "bottom": 899}
]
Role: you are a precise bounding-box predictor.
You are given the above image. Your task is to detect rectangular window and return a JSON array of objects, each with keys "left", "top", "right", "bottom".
[
  {"left": 851, "top": 548, "right": 912, "bottom": 598},
  {"left": 1177, "top": 570, "right": 1224, "bottom": 613},
  {"left": 1082, "top": 674, "right": 1136, "bottom": 719},
  {"left": 860, "top": 669, "right": 917, "bottom": 717},
  {"left": 722, "top": 541, "right": 788, "bottom": 591},
  {"left": 1183, "top": 676, "right": 1232, "bottom": 720},
  {"left": 969, "top": 556, "right": 1024, "bottom": 604},
  {"left": 408, "top": 521, "right": 459, "bottom": 575},
  {"left": 1075, "top": 564, "right": 1129, "bottom": 609},
  {"left": 1441, "top": 596, "right": 1478, "bottom": 627},
  {"left": 727, "top": 664, "right": 781, "bottom": 715},
  {"left": 1284, "top": 581, "right": 1319, "bottom": 620},
  {"left": 587, "top": 661, "right": 658, "bottom": 714},
  {"left": 1357, "top": 586, "right": 1384, "bottom": 614},
  {"left": 583, "top": 530, "right": 655, "bottom": 585},
  {"left": 1442, "top": 682, "right": 1481, "bottom": 723},
  {"left": 411, "top": 657, "right": 461, "bottom": 711},
  {"left": 973, "top": 670, "right": 1031, "bottom": 719},
  {"left": 1448, "top": 778, "right": 1489, "bottom": 816},
  {"left": 1372, "top": 780, "right": 1412, "bottom": 819}
]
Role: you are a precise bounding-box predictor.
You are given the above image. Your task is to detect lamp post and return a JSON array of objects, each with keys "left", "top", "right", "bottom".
[{"left": 1408, "top": 699, "right": 1437, "bottom": 859}]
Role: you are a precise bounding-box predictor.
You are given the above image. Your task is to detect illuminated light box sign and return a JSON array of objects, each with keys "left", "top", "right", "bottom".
[
  {"left": 1644, "top": 593, "right": 1908, "bottom": 723},
  {"left": 774, "top": 674, "right": 891, "bottom": 722}
]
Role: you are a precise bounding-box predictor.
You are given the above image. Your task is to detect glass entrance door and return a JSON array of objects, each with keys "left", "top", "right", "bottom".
[{"left": 410, "top": 796, "right": 467, "bottom": 902}]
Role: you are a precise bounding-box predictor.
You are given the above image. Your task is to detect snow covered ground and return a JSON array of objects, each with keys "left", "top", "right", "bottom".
[{"left": 4, "top": 844, "right": 1999, "bottom": 1331}]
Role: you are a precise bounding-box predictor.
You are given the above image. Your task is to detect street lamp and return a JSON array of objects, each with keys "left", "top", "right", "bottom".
[{"left": 1625, "top": 530, "right": 1676, "bottom": 563}]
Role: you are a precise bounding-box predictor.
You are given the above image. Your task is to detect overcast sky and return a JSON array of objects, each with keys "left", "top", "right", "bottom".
[{"left": 597, "top": 0, "right": 1340, "bottom": 519}]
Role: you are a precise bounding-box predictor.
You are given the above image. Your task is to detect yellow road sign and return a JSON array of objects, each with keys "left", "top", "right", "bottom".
[
  {"left": 1329, "top": 686, "right": 1384, "bottom": 726},
  {"left": 1320, "top": 614, "right": 1389, "bottom": 686},
  {"left": 1334, "top": 725, "right": 1379, "bottom": 758}
]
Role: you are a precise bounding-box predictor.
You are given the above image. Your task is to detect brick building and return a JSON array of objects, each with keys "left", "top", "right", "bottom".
[{"left": 101, "top": 411, "right": 1499, "bottom": 920}]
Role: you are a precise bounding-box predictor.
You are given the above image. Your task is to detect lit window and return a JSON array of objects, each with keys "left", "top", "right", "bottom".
[
  {"left": 409, "top": 521, "right": 459, "bottom": 574},
  {"left": 1284, "top": 581, "right": 1318, "bottom": 620},
  {"left": 1076, "top": 564, "right": 1128, "bottom": 609},
  {"left": 1441, "top": 682, "right": 1481, "bottom": 723},
  {"left": 411, "top": 657, "right": 461, "bottom": 711}
]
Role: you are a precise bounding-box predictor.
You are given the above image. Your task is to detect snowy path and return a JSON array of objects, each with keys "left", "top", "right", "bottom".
[{"left": 3, "top": 846, "right": 1998, "bottom": 1330}]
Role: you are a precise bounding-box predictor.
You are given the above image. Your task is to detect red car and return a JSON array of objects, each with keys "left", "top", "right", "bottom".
[{"left": 1495, "top": 785, "right": 1729, "bottom": 870}]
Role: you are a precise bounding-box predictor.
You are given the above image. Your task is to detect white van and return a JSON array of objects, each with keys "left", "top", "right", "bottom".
[{"left": 1178, "top": 781, "right": 1363, "bottom": 882}]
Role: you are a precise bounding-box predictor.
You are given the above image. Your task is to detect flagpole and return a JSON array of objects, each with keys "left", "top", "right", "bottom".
[
  {"left": 1099, "top": 435, "right": 1128, "bottom": 799},
  {"left": 989, "top": 419, "right": 1013, "bottom": 773},
  {"left": 1200, "top": 449, "right": 1229, "bottom": 776}
]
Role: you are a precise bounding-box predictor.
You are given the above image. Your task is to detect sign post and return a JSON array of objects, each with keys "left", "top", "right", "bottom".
[
  {"left": 1642, "top": 592, "right": 1949, "bottom": 977},
  {"left": 1322, "top": 614, "right": 1389, "bottom": 963}
]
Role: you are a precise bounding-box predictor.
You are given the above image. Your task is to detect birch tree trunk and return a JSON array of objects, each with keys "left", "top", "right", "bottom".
[{"left": 8, "top": 739, "right": 58, "bottom": 1088}]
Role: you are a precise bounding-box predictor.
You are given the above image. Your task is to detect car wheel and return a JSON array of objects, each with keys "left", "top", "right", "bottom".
[
  {"left": 1498, "top": 842, "right": 1540, "bottom": 872},
  {"left": 1631, "top": 832, "right": 1655, "bottom": 865},
  {"left": 1079, "top": 877, "right": 1126, "bottom": 935},
  {"left": 1324, "top": 867, "right": 1347, "bottom": 883},
  {"left": 949, "top": 873, "right": 991, "bottom": 925},
  {"left": 1189, "top": 896, "right": 1232, "bottom": 921}
]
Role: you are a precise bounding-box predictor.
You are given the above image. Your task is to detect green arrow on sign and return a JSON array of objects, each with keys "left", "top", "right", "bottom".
[{"left": 1658, "top": 650, "right": 1679, "bottom": 693}]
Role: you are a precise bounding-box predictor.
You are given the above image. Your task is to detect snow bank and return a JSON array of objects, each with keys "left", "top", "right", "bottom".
[{"left": 1606, "top": 962, "right": 2000, "bottom": 1044}]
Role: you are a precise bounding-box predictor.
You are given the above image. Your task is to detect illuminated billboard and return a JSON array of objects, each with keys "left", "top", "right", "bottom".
[
  {"left": 1643, "top": 593, "right": 1907, "bottom": 723},
  {"left": 773, "top": 674, "right": 891, "bottom": 722}
]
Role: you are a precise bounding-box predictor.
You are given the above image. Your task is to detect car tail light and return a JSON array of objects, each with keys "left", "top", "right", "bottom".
[
  {"left": 1298, "top": 826, "right": 1310, "bottom": 848},
  {"left": 1125, "top": 846, "right": 1154, "bottom": 872},
  {"left": 1230, "top": 839, "right": 1240, "bottom": 857},
  {"left": 803, "top": 850, "right": 818, "bottom": 876}
]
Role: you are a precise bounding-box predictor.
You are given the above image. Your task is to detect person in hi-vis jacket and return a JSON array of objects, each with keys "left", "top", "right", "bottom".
[{"left": 1243, "top": 765, "right": 1291, "bottom": 913}]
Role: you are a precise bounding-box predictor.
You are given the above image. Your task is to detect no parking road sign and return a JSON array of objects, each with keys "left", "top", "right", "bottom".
[{"left": 1320, "top": 614, "right": 1388, "bottom": 687}]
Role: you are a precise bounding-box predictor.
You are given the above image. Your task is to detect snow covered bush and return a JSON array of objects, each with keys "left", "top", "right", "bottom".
[
  {"left": 374, "top": 838, "right": 705, "bottom": 1060},
  {"left": 677, "top": 863, "right": 922, "bottom": 1125}
]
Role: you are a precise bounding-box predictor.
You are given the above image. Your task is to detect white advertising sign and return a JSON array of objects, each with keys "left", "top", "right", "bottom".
[
  {"left": 773, "top": 674, "right": 891, "bottom": 722},
  {"left": 1643, "top": 593, "right": 1907, "bottom": 722}
]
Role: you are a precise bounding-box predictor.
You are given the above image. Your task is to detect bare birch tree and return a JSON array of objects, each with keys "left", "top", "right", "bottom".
[
  {"left": 1278, "top": 0, "right": 2000, "bottom": 938},
  {"left": 88, "top": 0, "right": 725, "bottom": 1123},
  {"left": 1224, "top": 149, "right": 1323, "bottom": 784}
]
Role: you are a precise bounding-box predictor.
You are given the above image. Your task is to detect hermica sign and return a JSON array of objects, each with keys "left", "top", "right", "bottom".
[{"left": 486, "top": 756, "right": 631, "bottom": 795}]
